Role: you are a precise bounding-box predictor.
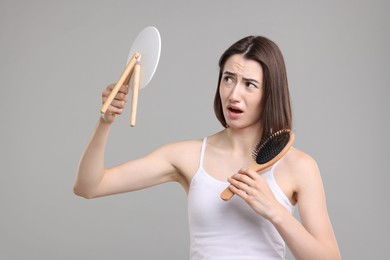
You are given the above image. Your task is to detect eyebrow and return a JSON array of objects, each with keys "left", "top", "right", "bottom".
[{"left": 223, "top": 71, "right": 261, "bottom": 85}]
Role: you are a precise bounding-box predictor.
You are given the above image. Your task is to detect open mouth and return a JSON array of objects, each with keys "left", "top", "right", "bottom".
[{"left": 227, "top": 105, "right": 243, "bottom": 114}]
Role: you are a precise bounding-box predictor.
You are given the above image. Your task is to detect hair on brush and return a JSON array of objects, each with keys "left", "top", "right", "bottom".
[{"left": 252, "top": 129, "right": 292, "bottom": 164}]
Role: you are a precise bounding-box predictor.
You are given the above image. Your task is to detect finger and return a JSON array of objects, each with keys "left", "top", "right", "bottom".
[
  {"left": 231, "top": 171, "right": 256, "bottom": 186},
  {"left": 105, "top": 84, "right": 129, "bottom": 95},
  {"left": 228, "top": 177, "right": 252, "bottom": 194},
  {"left": 228, "top": 183, "right": 249, "bottom": 200},
  {"left": 238, "top": 168, "right": 260, "bottom": 181},
  {"left": 106, "top": 83, "right": 116, "bottom": 91},
  {"left": 118, "top": 84, "right": 129, "bottom": 94},
  {"left": 113, "top": 92, "right": 128, "bottom": 102},
  {"left": 103, "top": 88, "right": 128, "bottom": 102},
  {"left": 107, "top": 104, "right": 125, "bottom": 115},
  {"left": 109, "top": 99, "right": 126, "bottom": 109}
]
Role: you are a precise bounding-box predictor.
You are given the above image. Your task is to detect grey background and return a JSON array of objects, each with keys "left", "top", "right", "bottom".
[{"left": 1, "top": 0, "right": 389, "bottom": 259}]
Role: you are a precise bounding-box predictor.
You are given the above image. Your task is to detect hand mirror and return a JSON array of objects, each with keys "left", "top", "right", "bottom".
[{"left": 101, "top": 26, "right": 161, "bottom": 126}]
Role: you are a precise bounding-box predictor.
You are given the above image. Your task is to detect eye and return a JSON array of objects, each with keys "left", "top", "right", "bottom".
[
  {"left": 223, "top": 76, "right": 235, "bottom": 85},
  {"left": 245, "top": 81, "right": 258, "bottom": 89}
]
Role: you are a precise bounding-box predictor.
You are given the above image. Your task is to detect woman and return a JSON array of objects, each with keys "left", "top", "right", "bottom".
[{"left": 74, "top": 36, "right": 340, "bottom": 259}]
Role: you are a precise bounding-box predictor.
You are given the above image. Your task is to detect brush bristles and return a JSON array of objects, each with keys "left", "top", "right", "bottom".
[{"left": 252, "top": 129, "right": 291, "bottom": 164}]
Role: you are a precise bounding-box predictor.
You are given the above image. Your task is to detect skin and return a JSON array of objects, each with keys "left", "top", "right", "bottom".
[{"left": 74, "top": 54, "right": 340, "bottom": 260}]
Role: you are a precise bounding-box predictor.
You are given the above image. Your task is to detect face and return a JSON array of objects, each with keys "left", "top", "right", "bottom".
[{"left": 219, "top": 54, "right": 264, "bottom": 129}]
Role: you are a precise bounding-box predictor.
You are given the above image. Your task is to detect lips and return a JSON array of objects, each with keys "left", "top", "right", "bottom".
[
  {"left": 227, "top": 105, "right": 243, "bottom": 114},
  {"left": 226, "top": 105, "right": 243, "bottom": 119}
]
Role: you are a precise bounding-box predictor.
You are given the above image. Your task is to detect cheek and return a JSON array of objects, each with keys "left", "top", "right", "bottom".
[
  {"left": 219, "top": 85, "right": 228, "bottom": 102},
  {"left": 258, "top": 96, "right": 264, "bottom": 110},
  {"left": 249, "top": 95, "right": 264, "bottom": 117}
]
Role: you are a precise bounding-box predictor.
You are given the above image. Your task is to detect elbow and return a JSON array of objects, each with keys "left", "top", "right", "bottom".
[
  {"left": 325, "top": 247, "right": 342, "bottom": 260},
  {"left": 327, "top": 243, "right": 341, "bottom": 260},
  {"left": 73, "top": 185, "right": 96, "bottom": 199},
  {"left": 324, "top": 247, "right": 342, "bottom": 260},
  {"left": 327, "top": 253, "right": 341, "bottom": 260},
  {"left": 296, "top": 244, "right": 341, "bottom": 260},
  {"left": 334, "top": 250, "right": 342, "bottom": 260},
  {"left": 298, "top": 252, "right": 341, "bottom": 260}
]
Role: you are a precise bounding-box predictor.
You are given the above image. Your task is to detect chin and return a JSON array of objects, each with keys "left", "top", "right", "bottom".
[
  {"left": 226, "top": 121, "right": 244, "bottom": 129},
  {"left": 226, "top": 120, "right": 261, "bottom": 130}
]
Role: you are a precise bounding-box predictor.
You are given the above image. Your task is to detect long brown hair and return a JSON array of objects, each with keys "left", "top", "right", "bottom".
[{"left": 214, "top": 36, "right": 292, "bottom": 139}]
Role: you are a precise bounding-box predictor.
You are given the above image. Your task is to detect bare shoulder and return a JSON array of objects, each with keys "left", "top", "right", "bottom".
[
  {"left": 275, "top": 147, "right": 323, "bottom": 203},
  {"left": 283, "top": 147, "right": 320, "bottom": 176}
]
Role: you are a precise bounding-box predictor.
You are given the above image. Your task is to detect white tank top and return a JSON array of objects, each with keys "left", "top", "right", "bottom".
[{"left": 188, "top": 137, "right": 295, "bottom": 260}]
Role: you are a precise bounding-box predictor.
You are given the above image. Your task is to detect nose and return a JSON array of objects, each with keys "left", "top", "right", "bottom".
[{"left": 228, "top": 83, "right": 241, "bottom": 103}]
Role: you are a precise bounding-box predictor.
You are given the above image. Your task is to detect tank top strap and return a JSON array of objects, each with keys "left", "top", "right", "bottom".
[
  {"left": 270, "top": 159, "right": 281, "bottom": 172},
  {"left": 267, "top": 158, "right": 294, "bottom": 210},
  {"left": 198, "top": 137, "right": 207, "bottom": 169}
]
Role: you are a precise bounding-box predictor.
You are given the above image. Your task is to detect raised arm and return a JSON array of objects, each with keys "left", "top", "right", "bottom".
[{"left": 73, "top": 84, "right": 185, "bottom": 199}]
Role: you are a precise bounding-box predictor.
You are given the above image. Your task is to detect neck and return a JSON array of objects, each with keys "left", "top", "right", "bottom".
[{"left": 222, "top": 123, "right": 263, "bottom": 155}]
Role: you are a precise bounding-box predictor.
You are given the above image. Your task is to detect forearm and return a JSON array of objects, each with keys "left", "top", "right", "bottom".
[
  {"left": 270, "top": 206, "right": 340, "bottom": 260},
  {"left": 74, "top": 117, "right": 112, "bottom": 198}
]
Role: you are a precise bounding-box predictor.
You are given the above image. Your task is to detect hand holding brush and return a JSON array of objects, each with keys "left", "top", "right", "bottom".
[{"left": 220, "top": 129, "right": 295, "bottom": 201}]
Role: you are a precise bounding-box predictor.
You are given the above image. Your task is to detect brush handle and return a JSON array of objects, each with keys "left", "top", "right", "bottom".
[
  {"left": 220, "top": 188, "right": 234, "bottom": 201},
  {"left": 100, "top": 52, "right": 140, "bottom": 115}
]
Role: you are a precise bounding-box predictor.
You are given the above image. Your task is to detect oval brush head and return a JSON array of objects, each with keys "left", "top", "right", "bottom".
[{"left": 252, "top": 129, "right": 292, "bottom": 164}]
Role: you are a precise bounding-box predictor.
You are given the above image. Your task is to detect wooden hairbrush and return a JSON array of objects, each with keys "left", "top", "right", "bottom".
[{"left": 220, "top": 129, "right": 295, "bottom": 201}]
